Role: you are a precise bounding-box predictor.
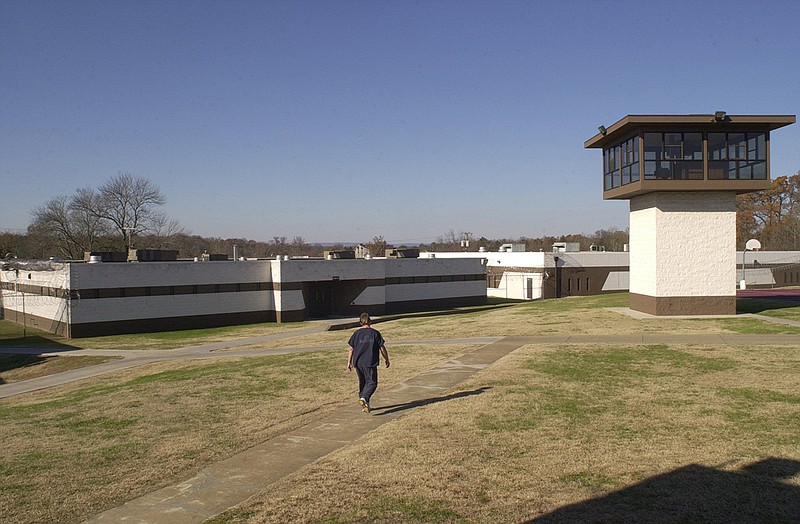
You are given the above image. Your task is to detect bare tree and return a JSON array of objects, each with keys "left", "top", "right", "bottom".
[
  {"left": 69, "top": 187, "right": 108, "bottom": 252},
  {"left": 97, "top": 172, "right": 167, "bottom": 250},
  {"left": 30, "top": 196, "right": 87, "bottom": 259}
]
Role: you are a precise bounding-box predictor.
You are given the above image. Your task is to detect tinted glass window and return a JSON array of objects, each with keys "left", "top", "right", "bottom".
[
  {"left": 684, "top": 133, "right": 702, "bottom": 160},
  {"left": 644, "top": 133, "right": 661, "bottom": 160},
  {"left": 708, "top": 133, "right": 726, "bottom": 160}
]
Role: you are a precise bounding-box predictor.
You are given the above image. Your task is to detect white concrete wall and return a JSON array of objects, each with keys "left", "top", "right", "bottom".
[
  {"left": 385, "top": 257, "right": 485, "bottom": 277},
  {"left": 487, "top": 272, "right": 544, "bottom": 300},
  {"left": 70, "top": 259, "right": 272, "bottom": 288},
  {"left": 630, "top": 196, "right": 658, "bottom": 297},
  {"left": 630, "top": 192, "right": 736, "bottom": 298},
  {"left": 555, "top": 252, "right": 629, "bottom": 268},
  {"left": 275, "top": 258, "right": 384, "bottom": 282},
  {"left": 601, "top": 271, "right": 630, "bottom": 291},
  {"left": 421, "top": 250, "right": 549, "bottom": 269},
  {"left": 1, "top": 266, "right": 70, "bottom": 323},
  {"left": 384, "top": 258, "right": 486, "bottom": 302},
  {"left": 70, "top": 292, "right": 274, "bottom": 323},
  {"left": 385, "top": 281, "right": 485, "bottom": 302}
]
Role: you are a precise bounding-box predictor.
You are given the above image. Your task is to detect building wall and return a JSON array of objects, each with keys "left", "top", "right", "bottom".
[
  {"left": 424, "top": 250, "right": 630, "bottom": 300},
  {"left": 1, "top": 257, "right": 486, "bottom": 337},
  {"left": 735, "top": 251, "right": 800, "bottom": 288},
  {"left": 630, "top": 191, "right": 737, "bottom": 314},
  {"left": 554, "top": 252, "right": 630, "bottom": 298},
  {"left": 0, "top": 265, "right": 71, "bottom": 335},
  {"left": 68, "top": 260, "right": 274, "bottom": 324},
  {"left": 487, "top": 272, "right": 544, "bottom": 300},
  {"left": 278, "top": 257, "right": 486, "bottom": 318}
]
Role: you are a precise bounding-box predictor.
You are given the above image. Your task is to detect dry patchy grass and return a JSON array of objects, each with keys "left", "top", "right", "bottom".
[
  {"left": 246, "top": 294, "right": 800, "bottom": 351},
  {"left": 0, "top": 343, "right": 477, "bottom": 523},
  {"left": 215, "top": 343, "right": 800, "bottom": 523},
  {"left": 0, "top": 320, "right": 313, "bottom": 350}
]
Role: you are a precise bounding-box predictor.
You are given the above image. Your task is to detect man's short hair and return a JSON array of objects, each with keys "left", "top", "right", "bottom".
[{"left": 359, "top": 312, "right": 371, "bottom": 326}]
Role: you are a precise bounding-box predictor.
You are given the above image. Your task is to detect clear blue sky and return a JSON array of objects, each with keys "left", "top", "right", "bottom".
[{"left": 2, "top": 0, "right": 799, "bottom": 244}]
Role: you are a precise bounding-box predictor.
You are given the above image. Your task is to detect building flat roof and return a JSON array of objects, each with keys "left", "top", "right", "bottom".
[{"left": 585, "top": 114, "right": 796, "bottom": 149}]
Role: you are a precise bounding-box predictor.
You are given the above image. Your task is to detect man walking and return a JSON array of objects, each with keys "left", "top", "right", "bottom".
[{"left": 347, "top": 312, "right": 390, "bottom": 413}]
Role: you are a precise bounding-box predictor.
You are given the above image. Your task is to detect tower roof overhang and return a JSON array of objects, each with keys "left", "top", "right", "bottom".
[{"left": 585, "top": 114, "right": 796, "bottom": 149}]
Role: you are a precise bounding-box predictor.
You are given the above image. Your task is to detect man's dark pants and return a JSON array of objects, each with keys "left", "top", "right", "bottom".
[{"left": 355, "top": 366, "right": 378, "bottom": 402}]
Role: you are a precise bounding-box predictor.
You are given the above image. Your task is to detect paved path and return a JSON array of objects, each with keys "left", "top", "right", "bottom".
[
  {"left": 84, "top": 337, "right": 524, "bottom": 523},
  {"left": 1, "top": 310, "right": 799, "bottom": 522}
]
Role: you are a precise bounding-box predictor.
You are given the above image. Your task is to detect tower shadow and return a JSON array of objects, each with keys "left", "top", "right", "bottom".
[{"left": 529, "top": 458, "right": 800, "bottom": 523}]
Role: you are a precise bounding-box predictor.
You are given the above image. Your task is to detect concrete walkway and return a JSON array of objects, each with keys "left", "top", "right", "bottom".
[{"left": 84, "top": 337, "right": 525, "bottom": 523}]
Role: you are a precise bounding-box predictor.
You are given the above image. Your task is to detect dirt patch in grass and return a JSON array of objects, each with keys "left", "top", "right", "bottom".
[
  {"left": 0, "top": 343, "right": 477, "bottom": 523},
  {"left": 0, "top": 354, "right": 120, "bottom": 384},
  {"left": 215, "top": 343, "right": 800, "bottom": 523}
]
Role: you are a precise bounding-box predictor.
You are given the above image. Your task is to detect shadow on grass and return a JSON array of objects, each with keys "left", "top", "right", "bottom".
[
  {"left": 0, "top": 337, "right": 86, "bottom": 384},
  {"left": 373, "top": 387, "right": 491, "bottom": 416},
  {"left": 0, "top": 335, "right": 81, "bottom": 352},
  {"left": 327, "top": 304, "right": 522, "bottom": 331},
  {"left": 737, "top": 297, "right": 800, "bottom": 314},
  {"left": 530, "top": 457, "right": 800, "bottom": 523},
  {"left": 0, "top": 354, "right": 50, "bottom": 384}
]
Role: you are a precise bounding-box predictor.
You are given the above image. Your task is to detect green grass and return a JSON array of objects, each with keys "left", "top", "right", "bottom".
[
  {"left": 0, "top": 321, "right": 78, "bottom": 349},
  {"left": 711, "top": 317, "right": 800, "bottom": 334},
  {"left": 514, "top": 292, "right": 630, "bottom": 313},
  {"left": 526, "top": 345, "right": 738, "bottom": 383},
  {"left": 3, "top": 291, "right": 800, "bottom": 523},
  {"left": 559, "top": 471, "right": 616, "bottom": 490},
  {"left": 717, "top": 387, "right": 800, "bottom": 405},
  {"left": 737, "top": 298, "right": 800, "bottom": 322},
  {"left": 478, "top": 345, "right": 741, "bottom": 436},
  {"left": 0, "top": 354, "right": 119, "bottom": 384}
]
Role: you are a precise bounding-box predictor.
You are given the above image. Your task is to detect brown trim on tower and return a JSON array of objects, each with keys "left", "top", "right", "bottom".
[
  {"left": 630, "top": 293, "right": 736, "bottom": 316},
  {"left": 604, "top": 179, "right": 771, "bottom": 200}
]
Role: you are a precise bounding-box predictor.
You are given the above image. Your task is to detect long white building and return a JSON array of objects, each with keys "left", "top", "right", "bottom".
[
  {"left": 0, "top": 256, "right": 486, "bottom": 338},
  {"left": 423, "top": 248, "right": 799, "bottom": 301},
  {"left": 421, "top": 248, "right": 629, "bottom": 301}
]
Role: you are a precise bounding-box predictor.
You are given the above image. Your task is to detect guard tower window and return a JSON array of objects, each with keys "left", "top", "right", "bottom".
[
  {"left": 621, "top": 136, "right": 639, "bottom": 185},
  {"left": 708, "top": 132, "right": 766, "bottom": 180},
  {"left": 644, "top": 132, "right": 703, "bottom": 180},
  {"left": 604, "top": 136, "right": 638, "bottom": 190}
]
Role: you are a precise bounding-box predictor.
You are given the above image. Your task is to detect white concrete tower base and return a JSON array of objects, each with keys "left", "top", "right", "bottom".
[{"left": 629, "top": 191, "right": 737, "bottom": 315}]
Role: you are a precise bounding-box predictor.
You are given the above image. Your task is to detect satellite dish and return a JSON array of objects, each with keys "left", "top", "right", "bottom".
[{"left": 745, "top": 239, "right": 761, "bottom": 251}]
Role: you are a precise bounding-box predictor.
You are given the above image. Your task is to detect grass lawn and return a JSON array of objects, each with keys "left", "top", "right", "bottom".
[
  {"left": 0, "top": 319, "right": 314, "bottom": 350},
  {"left": 214, "top": 342, "right": 800, "bottom": 523},
  {"left": 1, "top": 293, "right": 798, "bottom": 523},
  {"left": 738, "top": 297, "right": 800, "bottom": 323},
  {"left": 0, "top": 354, "right": 120, "bottom": 384},
  {"left": 0, "top": 343, "right": 478, "bottom": 523}
]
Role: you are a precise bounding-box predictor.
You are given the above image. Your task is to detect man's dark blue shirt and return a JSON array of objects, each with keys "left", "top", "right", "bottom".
[{"left": 348, "top": 327, "right": 385, "bottom": 368}]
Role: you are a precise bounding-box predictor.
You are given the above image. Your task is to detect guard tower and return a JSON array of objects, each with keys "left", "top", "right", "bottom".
[{"left": 585, "top": 113, "right": 795, "bottom": 315}]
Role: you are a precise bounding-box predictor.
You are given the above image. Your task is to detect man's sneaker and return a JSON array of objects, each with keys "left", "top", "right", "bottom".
[{"left": 359, "top": 398, "right": 370, "bottom": 413}]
